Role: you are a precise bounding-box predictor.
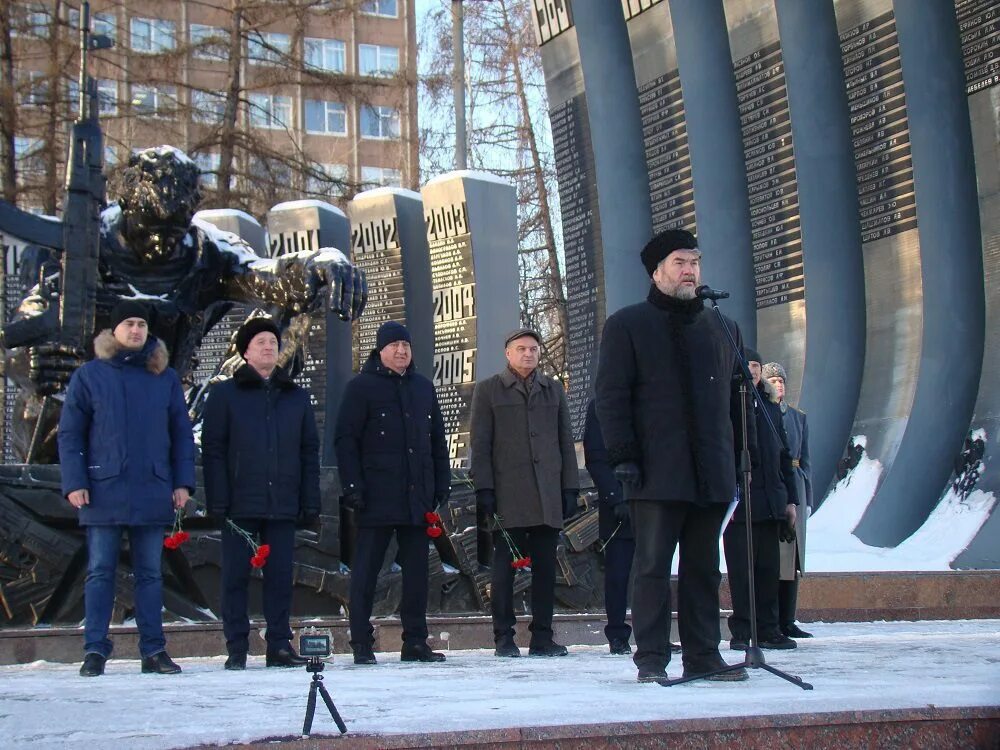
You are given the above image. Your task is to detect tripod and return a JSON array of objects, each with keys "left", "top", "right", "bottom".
[
  {"left": 663, "top": 297, "right": 812, "bottom": 690},
  {"left": 302, "top": 658, "right": 349, "bottom": 735}
]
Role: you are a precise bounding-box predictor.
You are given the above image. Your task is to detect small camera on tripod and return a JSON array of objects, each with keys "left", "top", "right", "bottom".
[{"left": 299, "top": 627, "right": 333, "bottom": 672}]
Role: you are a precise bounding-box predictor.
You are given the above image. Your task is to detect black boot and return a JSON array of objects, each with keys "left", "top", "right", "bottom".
[
  {"left": 494, "top": 635, "right": 520, "bottom": 658},
  {"left": 528, "top": 640, "right": 568, "bottom": 657},
  {"left": 401, "top": 642, "right": 446, "bottom": 662},
  {"left": 79, "top": 653, "right": 106, "bottom": 677},
  {"left": 608, "top": 637, "right": 632, "bottom": 655},
  {"left": 783, "top": 623, "right": 813, "bottom": 638},
  {"left": 266, "top": 647, "right": 308, "bottom": 667},
  {"left": 636, "top": 665, "right": 669, "bottom": 685},
  {"left": 224, "top": 653, "right": 247, "bottom": 670},
  {"left": 352, "top": 645, "right": 377, "bottom": 665},
  {"left": 141, "top": 652, "right": 182, "bottom": 674},
  {"left": 759, "top": 632, "right": 797, "bottom": 650}
]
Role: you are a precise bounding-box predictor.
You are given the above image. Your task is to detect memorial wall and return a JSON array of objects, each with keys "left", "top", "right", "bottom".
[{"left": 537, "top": 0, "right": 999, "bottom": 565}]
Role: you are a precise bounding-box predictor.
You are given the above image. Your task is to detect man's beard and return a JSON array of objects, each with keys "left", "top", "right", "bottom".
[{"left": 670, "top": 281, "right": 698, "bottom": 300}]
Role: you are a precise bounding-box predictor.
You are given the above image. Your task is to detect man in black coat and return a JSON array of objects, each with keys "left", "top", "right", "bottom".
[
  {"left": 595, "top": 229, "right": 750, "bottom": 684},
  {"left": 335, "top": 321, "right": 451, "bottom": 665},
  {"left": 723, "top": 348, "right": 799, "bottom": 651},
  {"left": 202, "top": 316, "right": 321, "bottom": 670}
]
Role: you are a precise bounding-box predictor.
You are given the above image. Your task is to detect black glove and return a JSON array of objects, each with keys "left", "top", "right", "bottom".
[
  {"left": 434, "top": 490, "right": 450, "bottom": 510},
  {"left": 613, "top": 462, "right": 643, "bottom": 490},
  {"left": 562, "top": 489, "right": 579, "bottom": 520},
  {"left": 476, "top": 489, "right": 497, "bottom": 517},
  {"left": 778, "top": 520, "right": 796, "bottom": 544},
  {"left": 611, "top": 500, "right": 630, "bottom": 525},
  {"left": 297, "top": 510, "right": 320, "bottom": 529},
  {"left": 342, "top": 491, "right": 366, "bottom": 511}
]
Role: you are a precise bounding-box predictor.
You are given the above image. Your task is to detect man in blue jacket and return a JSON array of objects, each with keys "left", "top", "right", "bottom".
[
  {"left": 202, "top": 316, "right": 321, "bottom": 670},
  {"left": 59, "top": 300, "right": 195, "bottom": 677},
  {"left": 335, "top": 321, "right": 450, "bottom": 666}
]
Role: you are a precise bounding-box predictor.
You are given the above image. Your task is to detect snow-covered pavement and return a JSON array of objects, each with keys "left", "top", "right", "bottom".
[{"left": 0, "top": 620, "right": 997, "bottom": 749}]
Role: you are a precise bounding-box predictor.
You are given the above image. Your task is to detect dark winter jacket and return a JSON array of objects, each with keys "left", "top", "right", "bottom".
[
  {"left": 334, "top": 351, "right": 450, "bottom": 527},
  {"left": 583, "top": 399, "right": 632, "bottom": 540},
  {"left": 738, "top": 380, "right": 799, "bottom": 523},
  {"left": 201, "top": 364, "right": 321, "bottom": 521},
  {"left": 470, "top": 367, "right": 577, "bottom": 529},
  {"left": 58, "top": 331, "right": 195, "bottom": 526},
  {"left": 594, "top": 286, "right": 748, "bottom": 505},
  {"left": 782, "top": 404, "right": 812, "bottom": 510}
]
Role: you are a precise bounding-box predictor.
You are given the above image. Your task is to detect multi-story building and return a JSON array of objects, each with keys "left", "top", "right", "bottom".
[{"left": 6, "top": 0, "right": 418, "bottom": 217}]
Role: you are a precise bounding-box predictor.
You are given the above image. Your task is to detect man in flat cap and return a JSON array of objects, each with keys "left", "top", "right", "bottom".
[
  {"left": 595, "top": 229, "right": 751, "bottom": 684},
  {"left": 202, "top": 315, "right": 321, "bottom": 670},
  {"left": 470, "top": 328, "right": 579, "bottom": 658},
  {"left": 335, "top": 321, "right": 450, "bottom": 665},
  {"left": 60, "top": 300, "right": 195, "bottom": 677}
]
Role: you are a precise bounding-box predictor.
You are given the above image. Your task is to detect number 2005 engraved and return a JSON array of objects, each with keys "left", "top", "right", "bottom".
[{"left": 433, "top": 349, "right": 476, "bottom": 386}]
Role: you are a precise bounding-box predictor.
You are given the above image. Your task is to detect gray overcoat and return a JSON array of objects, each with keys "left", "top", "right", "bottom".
[
  {"left": 470, "top": 368, "right": 577, "bottom": 529},
  {"left": 779, "top": 404, "right": 811, "bottom": 578}
]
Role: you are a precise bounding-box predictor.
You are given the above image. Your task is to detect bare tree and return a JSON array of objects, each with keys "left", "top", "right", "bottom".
[
  {"left": 419, "top": 0, "right": 567, "bottom": 379},
  {"left": 0, "top": 2, "right": 16, "bottom": 202}
]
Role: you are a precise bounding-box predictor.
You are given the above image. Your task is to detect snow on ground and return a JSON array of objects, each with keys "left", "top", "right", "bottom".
[{"left": 1, "top": 620, "right": 997, "bottom": 750}]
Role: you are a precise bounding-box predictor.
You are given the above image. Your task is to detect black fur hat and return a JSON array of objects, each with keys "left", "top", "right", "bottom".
[
  {"left": 640, "top": 229, "right": 699, "bottom": 276},
  {"left": 236, "top": 317, "right": 281, "bottom": 357}
]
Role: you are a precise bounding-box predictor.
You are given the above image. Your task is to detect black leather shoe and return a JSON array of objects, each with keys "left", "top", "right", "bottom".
[
  {"left": 353, "top": 645, "right": 377, "bottom": 665},
  {"left": 528, "top": 641, "right": 568, "bottom": 657},
  {"left": 683, "top": 659, "right": 749, "bottom": 681},
  {"left": 609, "top": 638, "right": 632, "bottom": 655},
  {"left": 401, "top": 642, "right": 446, "bottom": 662},
  {"left": 224, "top": 653, "right": 246, "bottom": 670},
  {"left": 266, "top": 647, "right": 308, "bottom": 667},
  {"left": 729, "top": 638, "right": 749, "bottom": 651},
  {"left": 141, "top": 652, "right": 182, "bottom": 674},
  {"left": 79, "top": 653, "right": 106, "bottom": 677},
  {"left": 760, "top": 633, "right": 797, "bottom": 649},
  {"left": 637, "top": 667, "right": 669, "bottom": 685},
  {"left": 494, "top": 636, "right": 520, "bottom": 658},
  {"left": 783, "top": 623, "right": 813, "bottom": 639}
]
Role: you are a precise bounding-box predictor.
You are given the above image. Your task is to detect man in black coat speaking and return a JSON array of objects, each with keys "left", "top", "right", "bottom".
[
  {"left": 595, "top": 229, "right": 750, "bottom": 685},
  {"left": 335, "top": 321, "right": 451, "bottom": 665},
  {"left": 202, "top": 316, "right": 321, "bottom": 670}
]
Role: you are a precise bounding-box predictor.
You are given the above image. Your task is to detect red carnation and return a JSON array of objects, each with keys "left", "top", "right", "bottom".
[
  {"left": 250, "top": 554, "right": 266, "bottom": 568},
  {"left": 163, "top": 534, "right": 180, "bottom": 550},
  {"left": 427, "top": 525, "right": 443, "bottom": 539},
  {"left": 424, "top": 511, "right": 441, "bottom": 524},
  {"left": 175, "top": 531, "right": 190, "bottom": 544},
  {"left": 522, "top": 556, "right": 532, "bottom": 568},
  {"left": 257, "top": 544, "right": 271, "bottom": 559}
]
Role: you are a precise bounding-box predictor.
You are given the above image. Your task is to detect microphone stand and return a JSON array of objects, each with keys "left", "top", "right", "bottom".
[{"left": 662, "top": 293, "right": 812, "bottom": 690}]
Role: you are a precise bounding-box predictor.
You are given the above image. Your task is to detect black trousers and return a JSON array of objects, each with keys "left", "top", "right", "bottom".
[
  {"left": 349, "top": 526, "right": 430, "bottom": 648},
  {"left": 491, "top": 525, "right": 558, "bottom": 645},
  {"left": 778, "top": 578, "right": 799, "bottom": 628},
  {"left": 631, "top": 500, "right": 726, "bottom": 672},
  {"left": 221, "top": 518, "right": 296, "bottom": 657},
  {"left": 723, "top": 520, "right": 782, "bottom": 641},
  {"left": 603, "top": 536, "right": 635, "bottom": 642}
]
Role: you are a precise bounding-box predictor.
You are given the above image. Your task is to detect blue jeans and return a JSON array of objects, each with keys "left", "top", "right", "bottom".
[{"left": 84, "top": 525, "right": 167, "bottom": 659}]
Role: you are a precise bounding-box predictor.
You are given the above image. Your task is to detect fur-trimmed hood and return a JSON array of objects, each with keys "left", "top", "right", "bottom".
[{"left": 93, "top": 329, "right": 169, "bottom": 374}]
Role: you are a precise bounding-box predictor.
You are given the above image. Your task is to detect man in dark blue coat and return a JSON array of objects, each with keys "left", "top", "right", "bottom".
[
  {"left": 202, "top": 316, "right": 321, "bottom": 669},
  {"left": 335, "top": 321, "right": 451, "bottom": 665},
  {"left": 595, "top": 229, "right": 750, "bottom": 684},
  {"left": 723, "top": 348, "right": 799, "bottom": 651},
  {"left": 59, "top": 300, "right": 195, "bottom": 677}
]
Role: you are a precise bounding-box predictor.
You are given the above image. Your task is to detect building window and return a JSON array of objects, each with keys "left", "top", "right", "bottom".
[
  {"left": 20, "top": 71, "right": 49, "bottom": 107},
  {"left": 93, "top": 12, "right": 117, "bottom": 43},
  {"left": 12, "top": 3, "right": 50, "bottom": 39},
  {"left": 248, "top": 31, "right": 290, "bottom": 66},
  {"left": 131, "top": 84, "right": 178, "bottom": 118},
  {"left": 361, "top": 0, "right": 398, "bottom": 18},
  {"left": 191, "top": 90, "right": 227, "bottom": 125},
  {"left": 361, "top": 165, "right": 402, "bottom": 188},
  {"left": 248, "top": 156, "right": 292, "bottom": 188},
  {"left": 14, "top": 137, "right": 45, "bottom": 185},
  {"left": 249, "top": 93, "right": 292, "bottom": 130},
  {"left": 194, "top": 153, "right": 220, "bottom": 188},
  {"left": 97, "top": 79, "right": 118, "bottom": 115},
  {"left": 304, "top": 38, "right": 346, "bottom": 73},
  {"left": 104, "top": 146, "right": 118, "bottom": 167},
  {"left": 358, "top": 44, "right": 399, "bottom": 77},
  {"left": 306, "top": 163, "right": 349, "bottom": 197},
  {"left": 190, "top": 24, "right": 228, "bottom": 61},
  {"left": 130, "top": 17, "right": 176, "bottom": 53},
  {"left": 305, "top": 100, "right": 347, "bottom": 135},
  {"left": 359, "top": 105, "right": 400, "bottom": 140}
]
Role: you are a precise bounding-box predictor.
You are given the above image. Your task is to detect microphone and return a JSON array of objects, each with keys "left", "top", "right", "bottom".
[{"left": 695, "top": 285, "right": 730, "bottom": 301}]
